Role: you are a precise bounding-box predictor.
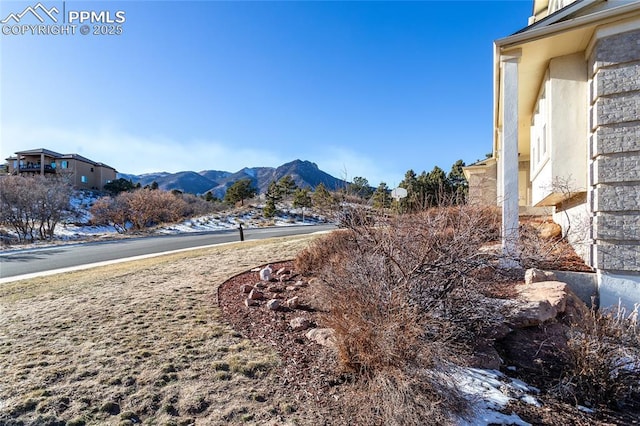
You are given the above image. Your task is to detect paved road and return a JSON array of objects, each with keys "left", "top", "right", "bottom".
[{"left": 0, "top": 224, "right": 335, "bottom": 280}]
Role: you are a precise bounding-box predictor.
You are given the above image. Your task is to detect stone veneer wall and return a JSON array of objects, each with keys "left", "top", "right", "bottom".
[{"left": 589, "top": 28, "right": 640, "bottom": 305}]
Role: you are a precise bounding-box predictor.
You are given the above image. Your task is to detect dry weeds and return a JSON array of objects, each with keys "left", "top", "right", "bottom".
[{"left": 0, "top": 235, "right": 320, "bottom": 425}]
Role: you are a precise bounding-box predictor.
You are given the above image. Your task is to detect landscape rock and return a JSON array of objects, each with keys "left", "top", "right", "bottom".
[
  {"left": 286, "top": 296, "right": 299, "bottom": 309},
  {"left": 276, "top": 267, "right": 289, "bottom": 276},
  {"left": 537, "top": 222, "right": 562, "bottom": 239},
  {"left": 259, "top": 265, "right": 272, "bottom": 281},
  {"left": 254, "top": 282, "right": 266, "bottom": 289},
  {"left": 286, "top": 286, "right": 298, "bottom": 292},
  {"left": 244, "top": 298, "right": 258, "bottom": 307},
  {"left": 241, "top": 284, "right": 254, "bottom": 294},
  {"left": 506, "top": 281, "right": 588, "bottom": 328},
  {"left": 307, "top": 278, "right": 319, "bottom": 287},
  {"left": 294, "top": 280, "right": 307, "bottom": 288},
  {"left": 524, "top": 268, "right": 557, "bottom": 285},
  {"left": 290, "top": 317, "right": 310, "bottom": 331},
  {"left": 249, "top": 289, "right": 264, "bottom": 300},
  {"left": 267, "top": 285, "right": 284, "bottom": 293},
  {"left": 507, "top": 299, "right": 557, "bottom": 328},
  {"left": 306, "top": 328, "right": 336, "bottom": 349},
  {"left": 266, "top": 299, "right": 281, "bottom": 311}
]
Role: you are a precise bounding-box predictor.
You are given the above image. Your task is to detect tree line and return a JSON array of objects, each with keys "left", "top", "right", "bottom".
[
  {"left": 341, "top": 159, "right": 468, "bottom": 212},
  {"left": 0, "top": 160, "right": 468, "bottom": 242}
]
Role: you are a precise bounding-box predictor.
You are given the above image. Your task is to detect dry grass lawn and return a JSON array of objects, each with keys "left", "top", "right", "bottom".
[{"left": 0, "top": 235, "right": 320, "bottom": 426}]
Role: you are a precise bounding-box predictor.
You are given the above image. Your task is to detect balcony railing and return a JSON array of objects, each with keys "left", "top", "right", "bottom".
[{"left": 17, "top": 164, "right": 57, "bottom": 173}]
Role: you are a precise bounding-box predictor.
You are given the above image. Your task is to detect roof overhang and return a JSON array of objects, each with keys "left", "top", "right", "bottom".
[{"left": 493, "top": 0, "right": 640, "bottom": 157}]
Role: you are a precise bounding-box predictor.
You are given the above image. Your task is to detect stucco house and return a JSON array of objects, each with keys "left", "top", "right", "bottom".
[
  {"left": 6, "top": 148, "right": 117, "bottom": 190},
  {"left": 464, "top": 0, "right": 640, "bottom": 308}
]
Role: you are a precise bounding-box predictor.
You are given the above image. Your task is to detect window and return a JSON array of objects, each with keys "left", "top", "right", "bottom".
[
  {"left": 61, "top": 161, "right": 68, "bottom": 169},
  {"left": 81, "top": 176, "right": 88, "bottom": 183},
  {"left": 541, "top": 124, "right": 547, "bottom": 156},
  {"left": 51, "top": 162, "right": 56, "bottom": 169}
]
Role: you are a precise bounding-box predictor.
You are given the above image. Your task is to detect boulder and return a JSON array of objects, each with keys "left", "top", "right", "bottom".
[
  {"left": 244, "top": 298, "right": 258, "bottom": 307},
  {"left": 306, "top": 328, "right": 336, "bottom": 349},
  {"left": 524, "top": 268, "right": 557, "bottom": 284},
  {"left": 249, "top": 289, "right": 264, "bottom": 300},
  {"left": 290, "top": 317, "right": 310, "bottom": 331},
  {"left": 276, "top": 267, "right": 289, "bottom": 276},
  {"left": 241, "top": 284, "right": 254, "bottom": 294},
  {"left": 294, "top": 280, "right": 307, "bottom": 288},
  {"left": 506, "top": 281, "right": 588, "bottom": 328},
  {"left": 537, "top": 222, "right": 562, "bottom": 239},
  {"left": 259, "top": 265, "right": 272, "bottom": 281},
  {"left": 286, "top": 296, "right": 300, "bottom": 309},
  {"left": 267, "top": 299, "right": 281, "bottom": 311}
]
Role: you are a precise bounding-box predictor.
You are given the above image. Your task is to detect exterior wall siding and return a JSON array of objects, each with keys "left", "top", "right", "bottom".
[{"left": 589, "top": 28, "right": 640, "bottom": 277}]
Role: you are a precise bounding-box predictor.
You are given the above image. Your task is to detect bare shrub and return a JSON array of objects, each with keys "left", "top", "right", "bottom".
[
  {"left": 90, "top": 196, "right": 129, "bottom": 233},
  {"left": 298, "top": 205, "right": 503, "bottom": 424},
  {"left": 553, "top": 303, "right": 640, "bottom": 410},
  {"left": 0, "top": 175, "right": 72, "bottom": 242},
  {"left": 90, "top": 189, "right": 188, "bottom": 232},
  {"left": 293, "top": 229, "right": 359, "bottom": 275},
  {"left": 180, "top": 193, "right": 221, "bottom": 217},
  {"left": 518, "top": 221, "right": 592, "bottom": 271}
]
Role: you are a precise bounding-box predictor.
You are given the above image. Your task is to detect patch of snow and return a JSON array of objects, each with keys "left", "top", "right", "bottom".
[{"left": 454, "top": 368, "right": 540, "bottom": 426}]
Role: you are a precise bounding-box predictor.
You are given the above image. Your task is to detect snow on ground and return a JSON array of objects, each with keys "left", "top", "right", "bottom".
[
  {"left": 455, "top": 368, "right": 540, "bottom": 426},
  {"left": 0, "top": 193, "right": 328, "bottom": 252}
]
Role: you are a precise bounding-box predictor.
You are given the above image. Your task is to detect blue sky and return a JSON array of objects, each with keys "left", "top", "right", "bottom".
[{"left": 1, "top": 0, "right": 532, "bottom": 187}]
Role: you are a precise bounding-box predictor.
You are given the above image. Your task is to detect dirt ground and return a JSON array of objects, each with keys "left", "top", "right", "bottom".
[{"left": 0, "top": 235, "right": 323, "bottom": 426}]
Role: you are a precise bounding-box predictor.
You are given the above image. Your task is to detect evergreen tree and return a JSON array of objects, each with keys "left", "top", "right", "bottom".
[
  {"left": 447, "top": 159, "right": 468, "bottom": 204},
  {"left": 277, "top": 175, "right": 297, "bottom": 199},
  {"left": 293, "top": 188, "right": 312, "bottom": 209},
  {"left": 103, "top": 178, "right": 137, "bottom": 195},
  {"left": 263, "top": 198, "right": 277, "bottom": 218},
  {"left": 263, "top": 181, "right": 281, "bottom": 218},
  {"left": 224, "top": 179, "right": 256, "bottom": 206},
  {"left": 312, "top": 183, "right": 334, "bottom": 211},
  {"left": 372, "top": 182, "right": 391, "bottom": 210},
  {"left": 349, "top": 176, "right": 373, "bottom": 199}
]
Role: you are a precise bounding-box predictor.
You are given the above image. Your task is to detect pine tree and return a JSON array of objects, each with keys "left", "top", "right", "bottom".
[
  {"left": 372, "top": 182, "right": 391, "bottom": 210},
  {"left": 224, "top": 179, "right": 256, "bottom": 206},
  {"left": 277, "top": 175, "right": 297, "bottom": 199}
]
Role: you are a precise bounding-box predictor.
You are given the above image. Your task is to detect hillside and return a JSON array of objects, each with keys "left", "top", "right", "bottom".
[{"left": 118, "top": 160, "right": 346, "bottom": 196}]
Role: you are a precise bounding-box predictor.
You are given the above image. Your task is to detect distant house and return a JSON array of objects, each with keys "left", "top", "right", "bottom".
[
  {"left": 5, "top": 148, "right": 117, "bottom": 190},
  {"left": 464, "top": 0, "right": 640, "bottom": 308}
]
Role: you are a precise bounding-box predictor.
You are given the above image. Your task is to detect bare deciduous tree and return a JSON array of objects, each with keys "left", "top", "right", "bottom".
[{"left": 0, "top": 175, "right": 72, "bottom": 242}]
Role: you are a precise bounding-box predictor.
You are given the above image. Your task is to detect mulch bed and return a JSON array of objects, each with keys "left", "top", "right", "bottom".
[
  {"left": 217, "top": 260, "right": 348, "bottom": 424},
  {"left": 217, "top": 260, "right": 638, "bottom": 426}
]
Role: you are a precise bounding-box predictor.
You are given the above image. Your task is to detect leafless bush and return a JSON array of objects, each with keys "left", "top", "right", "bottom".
[
  {"left": 298, "top": 205, "right": 503, "bottom": 424},
  {"left": 0, "top": 175, "right": 72, "bottom": 242},
  {"left": 90, "top": 195, "right": 130, "bottom": 233},
  {"left": 90, "top": 189, "right": 188, "bottom": 232},
  {"left": 179, "top": 193, "right": 222, "bottom": 217},
  {"left": 293, "top": 229, "right": 360, "bottom": 275},
  {"left": 553, "top": 303, "right": 640, "bottom": 410},
  {"left": 518, "top": 221, "right": 591, "bottom": 271}
]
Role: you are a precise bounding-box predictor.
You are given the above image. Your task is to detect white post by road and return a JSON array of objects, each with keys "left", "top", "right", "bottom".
[{"left": 501, "top": 53, "right": 520, "bottom": 267}]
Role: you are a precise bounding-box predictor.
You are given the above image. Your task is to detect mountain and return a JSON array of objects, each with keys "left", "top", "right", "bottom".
[{"left": 117, "top": 160, "right": 346, "bottom": 196}]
